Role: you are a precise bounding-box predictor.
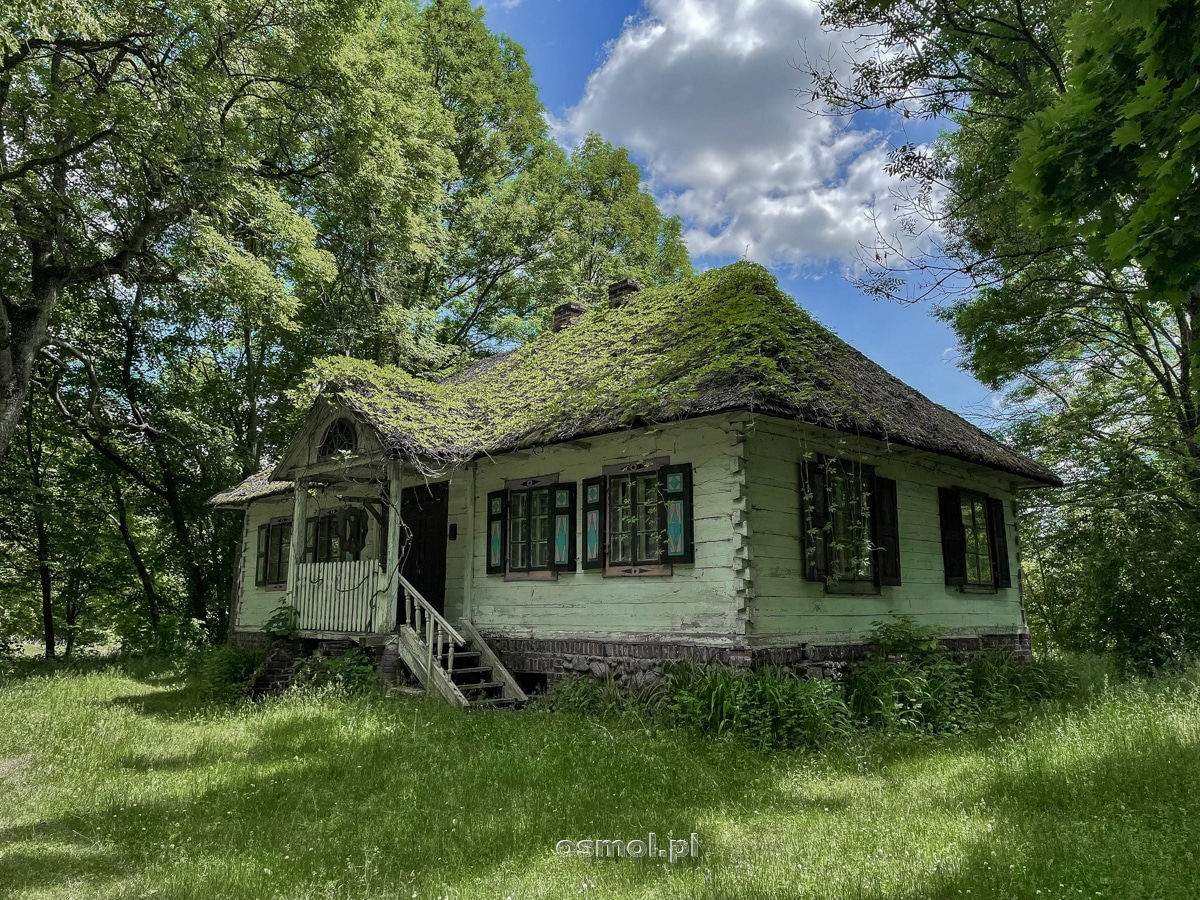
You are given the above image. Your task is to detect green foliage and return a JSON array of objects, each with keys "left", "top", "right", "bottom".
[
  {"left": 262, "top": 604, "right": 301, "bottom": 642},
  {"left": 187, "top": 646, "right": 267, "bottom": 705},
  {"left": 547, "top": 663, "right": 853, "bottom": 751},
  {"left": 812, "top": 0, "right": 1200, "bottom": 670},
  {"left": 292, "top": 648, "right": 379, "bottom": 695},
  {"left": 843, "top": 616, "right": 1071, "bottom": 734}
]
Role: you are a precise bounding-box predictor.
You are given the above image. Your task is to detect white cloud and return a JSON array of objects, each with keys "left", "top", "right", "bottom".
[{"left": 555, "top": 0, "right": 915, "bottom": 267}]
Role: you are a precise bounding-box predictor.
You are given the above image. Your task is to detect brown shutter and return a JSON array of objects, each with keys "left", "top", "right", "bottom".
[
  {"left": 986, "top": 496, "right": 1012, "bottom": 588},
  {"left": 277, "top": 522, "right": 291, "bottom": 585},
  {"left": 255, "top": 524, "right": 268, "bottom": 586},
  {"left": 801, "top": 458, "right": 830, "bottom": 582},
  {"left": 486, "top": 490, "right": 507, "bottom": 575},
  {"left": 659, "top": 463, "right": 694, "bottom": 564},
  {"left": 581, "top": 476, "right": 605, "bottom": 570},
  {"left": 938, "top": 487, "right": 968, "bottom": 586},
  {"left": 552, "top": 483, "right": 577, "bottom": 572},
  {"left": 873, "top": 476, "right": 902, "bottom": 586}
]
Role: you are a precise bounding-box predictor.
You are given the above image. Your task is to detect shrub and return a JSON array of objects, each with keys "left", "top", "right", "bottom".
[
  {"left": 546, "top": 663, "right": 852, "bottom": 750},
  {"left": 188, "top": 645, "right": 267, "bottom": 704},
  {"left": 263, "top": 604, "right": 301, "bottom": 641},
  {"left": 293, "top": 648, "right": 379, "bottom": 695}
]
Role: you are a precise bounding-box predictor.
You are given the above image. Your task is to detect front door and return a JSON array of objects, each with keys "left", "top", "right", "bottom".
[{"left": 397, "top": 481, "right": 449, "bottom": 620}]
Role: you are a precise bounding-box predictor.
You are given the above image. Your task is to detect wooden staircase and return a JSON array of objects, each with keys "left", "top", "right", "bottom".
[{"left": 389, "top": 575, "right": 527, "bottom": 709}]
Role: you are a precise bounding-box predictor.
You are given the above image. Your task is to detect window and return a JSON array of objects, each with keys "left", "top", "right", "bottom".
[
  {"left": 319, "top": 418, "right": 357, "bottom": 459},
  {"left": 256, "top": 517, "right": 291, "bottom": 587},
  {"left": 486, "top": 476, "right": 576, "bottom": 577},
  {"left": 509, "top": 487, "right": 551, "bottom": 570},
  {"left": 960, "top": 494, "right": 993, "bottom": 587},
  {"left": 937, "top": 487, "right": 1011, "bottom": 590},
  {"left": 827, "top": 460, "right": 873, "bottom": 581},
  {"left": 607, "top": 471, "right": 661, "bottom": 565},
  {"left": 304, "top": 507, "right": 368, "bottom": 563},
  {"left": 580, "top": 460, "right": 693, "bottom": 575},
  {"left": 801, "top": 456, "right": 901, "bottom": 591}
]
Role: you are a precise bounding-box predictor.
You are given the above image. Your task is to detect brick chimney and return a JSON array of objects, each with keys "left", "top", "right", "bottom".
[
  {"left": 607, "top": 278, "right": 642, "bottom": 302},
  {"left": 552, "top": 301, "right": 587, "bottom": 333}
]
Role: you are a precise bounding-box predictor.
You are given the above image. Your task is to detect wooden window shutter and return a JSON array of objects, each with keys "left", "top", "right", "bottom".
[
  {"left": 486, "top": 490, "right": 507, "bottom": 575},
  {"left": 277, "top": 522, "right": 292, "bottom": 585},
  {"left": 873, "top": 476, "right": 902, "bottom": 586},
  {"left": 801, "top": 458, "right": 830, "bottom": 582},
  {"left": 552, "top": 483, "right": 577, "bottom": 572},
  {"left": 581, "top": 476, "right": 605, "bottom": 570},
  {"left": 660, "top": 463, "right": 694, "bottom": 564},
  {"left": 255, "top": 524, "right": 269, "bottom": 586},
  {"left": 986, "top": 496, "right": 1012, "bottom": 588},
  {"left": 304, "top": 516, "right": 317, "bottom": 564},
  {"left": 938, "top": 487, "right": 968, "bottom": 586}
]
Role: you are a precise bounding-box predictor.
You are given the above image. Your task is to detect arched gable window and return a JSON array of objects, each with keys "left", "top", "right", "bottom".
[{"left": 319, "top": 418, "right": 357, "bottom": 459}]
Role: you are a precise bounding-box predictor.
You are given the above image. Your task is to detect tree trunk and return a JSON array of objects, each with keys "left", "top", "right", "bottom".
[
  {"left": 110, "top": 476, "right": 162, "bottom": 629},
  {"left": 34, "top": 512, "right": 55, "bottom": 660},
  {"left": 0, "top": 287, "right": 55, "bottom": 461}
]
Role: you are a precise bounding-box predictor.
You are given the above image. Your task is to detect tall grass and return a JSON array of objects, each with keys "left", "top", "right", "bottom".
[{"left": 0, "top": 658, "right": 1197, "bottom": 898}]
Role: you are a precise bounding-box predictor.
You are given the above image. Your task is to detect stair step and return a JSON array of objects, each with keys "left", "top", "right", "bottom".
[
  {"left": 459, "top": 680, "right": 503, "bottom": 694},
  {"left": 439, "top": 651, "right": 480, "bottom": 664},
  {"left": 447, "top": 666, "right": 491, "bottom": 676},
  {"left": 471, "top": 696, "right": 517, "bottom": 708}
]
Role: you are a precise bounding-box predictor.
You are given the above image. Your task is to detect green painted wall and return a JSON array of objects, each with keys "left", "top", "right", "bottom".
[
  {"left": 456, "top": 416, "right": 743, "bottom": 645},
  {"left": 742, "top": 415, "right": 1028, "bottom": 646},
  {"left": 233, "top": 484, "right": 386, "bottom": 631}
]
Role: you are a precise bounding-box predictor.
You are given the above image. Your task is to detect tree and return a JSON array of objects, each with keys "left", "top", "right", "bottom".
[
  {"left": 809, "top": 0, "right": 1200, "bottom": 664},
  {"left": 0, "top": 0, "right": 386, "bottom": 459}
]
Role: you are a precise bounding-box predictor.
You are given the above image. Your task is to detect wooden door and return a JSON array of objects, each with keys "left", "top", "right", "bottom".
[{"left": 397, "top": 481, "right": 449, "bottom": 620}]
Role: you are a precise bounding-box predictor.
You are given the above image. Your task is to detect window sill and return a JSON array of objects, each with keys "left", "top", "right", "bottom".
[
  {"left": 504, "top": 570, "right": 558, "bottom": 582},
  {"left": 957, "top": 584, "right": 999, "bottom": 595},
  {"left": 260, "top": 583, "right": 287, "bottom": 592},
  {"left": 824, "top": 579, "right": 880, "bottom": 596}
]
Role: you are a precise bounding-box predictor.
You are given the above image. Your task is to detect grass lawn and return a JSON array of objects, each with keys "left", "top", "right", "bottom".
[{"left": 0, "top": 662, "right": 1198, "bottom": 899}]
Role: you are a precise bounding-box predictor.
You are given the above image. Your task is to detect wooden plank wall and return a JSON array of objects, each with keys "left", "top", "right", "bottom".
[
  {"left": 457, "top": 416, "right": 744, "bottom": 645},
  {"left": 233, "top": 483, "right": 386, "bottom": 632},
  {"left": 742, "top": 415, "right": 1027, "bottom": 646}
]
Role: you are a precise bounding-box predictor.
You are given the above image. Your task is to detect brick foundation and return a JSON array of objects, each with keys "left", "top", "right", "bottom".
[{"left": 482, "top": 630, "right": 1032, "bottom": 689}]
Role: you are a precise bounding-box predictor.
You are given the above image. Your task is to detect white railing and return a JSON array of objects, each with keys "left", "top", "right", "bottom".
[
  {"left": 400, "top": 574, "right": 468, "bottom": 679},
  {"left": 293, "top": 560, "right": 384, "bottom": 633}
]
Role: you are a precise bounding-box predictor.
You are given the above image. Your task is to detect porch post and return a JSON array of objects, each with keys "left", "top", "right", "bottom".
[
  {"left": 462, "top": 462, "right": 476, "bottom": 623},
  {"left": 289, "top": 477, "right": 308, "bottom": 611},
  {"left": 383, "top": 461, "right": 403, "bottom": 632}
]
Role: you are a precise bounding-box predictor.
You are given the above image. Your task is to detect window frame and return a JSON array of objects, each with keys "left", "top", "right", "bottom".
[
  {"left": 801, "top": 455, "right": 902, "bottom": 594},
  {"left": 501, "top": 474, "right": 564, "bottom": 581},
  {"left": 599, "top": 457, "right": 695, "bottom": 578},
  {"left": 937, "top": 486, "right": 1012, "bottom": 592},
  {"left": 959, "top": 491, "right": 994, "bottom": 588},
  {"left": 303, "top": 506, "right": 368, "bottom": 564},
  {"left": 256, "top": 515, "right": 292, "bottom": 589},
  {"left": 318, "top": 418, "right": 358, "bottom": 460}
]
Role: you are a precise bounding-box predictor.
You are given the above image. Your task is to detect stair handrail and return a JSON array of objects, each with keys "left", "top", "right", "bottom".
[{"left": 399, "top": 574, "right": 467, "bottom": 678}]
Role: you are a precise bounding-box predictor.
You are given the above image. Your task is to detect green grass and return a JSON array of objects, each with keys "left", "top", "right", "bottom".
[{"left": 0, "top": 661, "right": 1197, "bottom": 899}]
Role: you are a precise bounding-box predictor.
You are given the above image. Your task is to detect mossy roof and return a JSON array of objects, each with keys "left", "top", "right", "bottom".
[
  {"left": 208, "top": 467, "right": 294, "bottom": 508},
  {"left": 291, "top": 262, "right": 1058, "bottom": 486}
]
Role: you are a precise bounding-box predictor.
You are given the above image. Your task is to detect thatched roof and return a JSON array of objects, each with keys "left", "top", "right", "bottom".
[
  {"left": 208, "top": 467, "right": 293, "bottom": 508},
  {"left": 305, "top": 262, "right": 1058, "bottom": 486}
]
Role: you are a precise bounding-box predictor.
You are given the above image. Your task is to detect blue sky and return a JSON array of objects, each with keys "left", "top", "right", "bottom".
[{"left": 482, "top": 0, "right": 995, "bottom": 422}]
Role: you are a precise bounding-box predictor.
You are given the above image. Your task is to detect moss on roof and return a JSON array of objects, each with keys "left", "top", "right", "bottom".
[
  {"left": 207, "top": 467, "right": 293, "bottom": 508},
  {"left": 305, "top": 262, "right": 1059, "bottom": 485}
]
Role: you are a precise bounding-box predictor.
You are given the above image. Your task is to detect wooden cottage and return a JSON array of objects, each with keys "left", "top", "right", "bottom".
[{"left": 209, "top": 263, "right": 1060, "bottom": 706}]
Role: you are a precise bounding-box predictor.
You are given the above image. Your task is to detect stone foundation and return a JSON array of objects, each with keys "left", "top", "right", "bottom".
[{"left": 483, "top": 630, "right": 1032, "bottom": 689}]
